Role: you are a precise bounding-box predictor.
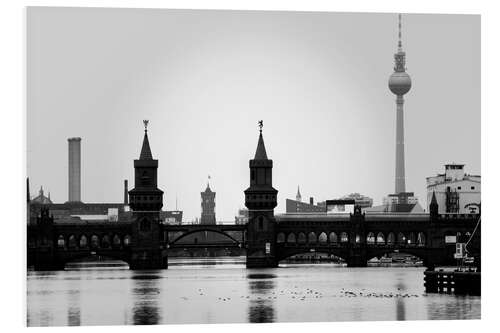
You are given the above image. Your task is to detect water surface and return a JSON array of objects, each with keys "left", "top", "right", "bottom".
[{"left": 27, "top": 258, "right": 480, "bottom": 326}]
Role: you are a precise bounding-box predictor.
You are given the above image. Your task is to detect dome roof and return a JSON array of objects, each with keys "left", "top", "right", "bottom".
[{"left": 388, "top": 71, "right": 412, "bottom": 95}]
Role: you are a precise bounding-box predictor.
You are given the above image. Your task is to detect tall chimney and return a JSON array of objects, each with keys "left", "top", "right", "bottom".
[
  {"left": 68, "top": 137, "right": 82, "bottom": 202},
  {"left": 310, "top": 197, "right": 314, "bottom": 205},
  {"left": 124, "top": 179, "right": 128, "bottom": 205}
]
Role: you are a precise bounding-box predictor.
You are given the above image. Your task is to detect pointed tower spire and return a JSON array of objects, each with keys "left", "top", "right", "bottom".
[
  {"left": 140, "top": 120, "right": 153, "bottom": 160},
  {"left": 296, "top": 186, "right": 302, "bottom": 202},
  {"left": 254, "top": 120, "right": 268, "bottom": 160}
]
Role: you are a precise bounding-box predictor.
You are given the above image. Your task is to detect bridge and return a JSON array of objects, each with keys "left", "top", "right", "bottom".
[{"left": 27, "top": 123, "right": 481, "bottom": 270}]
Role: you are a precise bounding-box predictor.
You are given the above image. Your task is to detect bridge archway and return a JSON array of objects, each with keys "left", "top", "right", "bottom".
[
  {"left": 277, "top": 232, "right": 285, "bottom": 243},
  {"left": 287, "top": 233, "right": 296, "bottom": 244},
  {"left": 308, "top": 232, "right": 317, "bottom": 244},
  {"left": 57, "top": 235, "right": 65, "bottom": 248},
  {"left": 169, "top": 228, "right": 241, "bottom": 245},
  {"left": 366, "top": 232, "right": 375, "bottom": 244},
  {"left": 318, "top": 232, "right": 327, "bottom": 243},
  {"left": 329, "top": 232, "right": 338, "bottom": 243},
  {"left": 340, "top": 232, "right": 348, "bottom": 243},
  {"left": 376, "top": 232, "right": 385, "bottom": 244},
  {"left": 79, "top": 235, "right": 88, "bottom": 248},
  {"left": 297, "top": 232, "right": 306, "bottom": 244},
  {"left": 387, "top": 232, "right": 395, "bottom": 244},
  {"left": 68, "top": 234, "right": 77, "bottom": 248}
]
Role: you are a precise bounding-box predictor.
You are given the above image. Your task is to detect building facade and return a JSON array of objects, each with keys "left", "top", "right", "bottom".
[{"left": 426, "top": 164, "right": 481, "bottom": 214}]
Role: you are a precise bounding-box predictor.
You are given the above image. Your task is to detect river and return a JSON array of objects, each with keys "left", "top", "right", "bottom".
[{"left": 26, "top": 257, "right": 480, "bottom": 326}]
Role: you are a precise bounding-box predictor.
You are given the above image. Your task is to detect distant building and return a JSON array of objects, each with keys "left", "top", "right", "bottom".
[
  {"left": 286, "top": 198, "right": 325, "bottom": 213},
  {"left": 31, "top": 186, "right": 53, "bottom": 205},
  {"left": 339, "top": 193, "right": 373, "bottom": 208},
  {"left": 235, "top": 208, "right": 248, "bottom": 225},
  {"left": 160, "top": 210, "right": 183, "bottom": 225},
  {"left": 200, "top": 182, "right": 216, "bottom": 224},
  {"left": 426, "top": 164, "right": 481, "bottom": 214}
]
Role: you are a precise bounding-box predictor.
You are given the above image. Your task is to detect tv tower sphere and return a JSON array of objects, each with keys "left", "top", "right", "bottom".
[{"left": 389, "top": 71, "right": 412, "bottom": 96}]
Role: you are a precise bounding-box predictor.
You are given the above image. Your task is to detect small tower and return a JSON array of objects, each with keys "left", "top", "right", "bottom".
[
  {"left": 244, "top": 120, "right": 278, "bottom": 268},
  {"left": 200, "top": 181, "right": 216, "bottom": 224},
  {"left": 296, "top": 186, "right": 302, "bottom": 202},
  {"left": 128, "top": 120, "right": 166, "bottom": 269},
  {"left": 430, "top": 191, "right": 439, "bottom": 218}
]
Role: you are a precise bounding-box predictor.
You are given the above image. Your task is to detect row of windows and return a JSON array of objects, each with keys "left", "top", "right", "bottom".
[
  {"left": 55, "top": 234, "right": 132, "bottom": 248},
  {"left": 449, "top": 186, "right": 476, "bottom": 191},
  {"left": 276, "top": 231, "right": 427, "bottom": 245}
]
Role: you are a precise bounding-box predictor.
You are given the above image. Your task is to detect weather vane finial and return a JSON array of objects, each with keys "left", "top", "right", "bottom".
[
  {"left": 258, "top": 120, "right": 263, "bottom": 133},
  {"left": 143, "top": 119, "right": 149, "bottom": 132}
]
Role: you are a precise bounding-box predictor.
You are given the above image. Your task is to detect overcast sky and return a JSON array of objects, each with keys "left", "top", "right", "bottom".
[{"left": 27, "top": 8, "right": 480, "bottom": 222}]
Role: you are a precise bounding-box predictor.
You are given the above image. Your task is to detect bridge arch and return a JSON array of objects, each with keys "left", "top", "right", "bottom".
[
  {"left": 287, "top": 233, "right": 296, "bottom": 244},
  {"left": 101, "top": 235, "right": 111, "bottom": 248},
  {"left": 308, "top": 232, "right": 317, "bottom": 244},
  {"left": 329, "top": 232, "right": 338, "bottom": 243},
  {"left": 112, "top": 234, "right": 121, "bottom": 247},
  {"left": 417, "top": 232, "right": 426, "bottom": 246},
  {"left": 57, "top": 235, "right": 65, "bottom": 248},
  {"left": 90, "top": 234, "right": 100, "bottom": 249},
  {"left": 68, "top": 234, "right": 77, "bottom": 248},
  {"left": 340, "top": 232, "right": 348, "bottom": 243},
  {"left": 397, "top": 232, "right": 406, "bottom": 245},
  {"left": 277, "top": 232, "right": 285, "bottom": 243},
  {"left": 297, "top": 232, "right": 306, "bottom": 244},
  {"left": 366, "top": 232, "right": 375, "bottom": 244},
  {"left": 376, "top": 232, "right": 385, "bottom": 244},
  {"left": 387, "top": 232, "right": 395, "bottom": 244},
  {"left": 79, "top": 235, "right": 88, "bottom": 248},
  {"left": 169, "top": 228, "right": 241, "bottom": 245},
  {"left": 318, "top": 232, "right": 327, "bottom": 243}
]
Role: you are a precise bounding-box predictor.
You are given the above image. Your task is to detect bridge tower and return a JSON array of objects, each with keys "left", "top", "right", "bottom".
[
  {"left": 244, "top": 121, "right": 278, "bottom": 268},
  {"left": 128, "top": 120, "right": 166, "bottom": 269},
  {"left": 32, "top": 206, "right": 62, "bottom": 270}
]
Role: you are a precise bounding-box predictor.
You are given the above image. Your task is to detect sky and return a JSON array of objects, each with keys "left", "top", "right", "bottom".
[{"left": 27, "top": 8, "right": 480, "bottom": 222}]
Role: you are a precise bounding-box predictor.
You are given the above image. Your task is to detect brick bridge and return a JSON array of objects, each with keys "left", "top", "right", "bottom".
[{"left": 27, "top": 124, "right": 480, "bottom": 270}]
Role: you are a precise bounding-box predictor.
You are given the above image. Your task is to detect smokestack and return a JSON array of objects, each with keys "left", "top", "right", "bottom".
[
  {"left": 310, "top": 197, "right": 314, "bottom": 205},
  {"left": 68, "top": 137, "right": 82, "bottom": 202},
  {"left": 124, "top": 179, "right": 128, "bottom": 205}
]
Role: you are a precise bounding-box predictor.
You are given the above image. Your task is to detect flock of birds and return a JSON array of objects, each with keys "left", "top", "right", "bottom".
[{"left": 178, "top": 286, "right": 423, "bottom": 302}]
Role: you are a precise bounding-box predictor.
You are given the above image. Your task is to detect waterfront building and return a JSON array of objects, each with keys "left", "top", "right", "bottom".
[
  {"left": 200, "top": 182, "right": 216, "bottom": 224},
  {"left": 426, "top": 163, "right": 481, "bottom": 214}
]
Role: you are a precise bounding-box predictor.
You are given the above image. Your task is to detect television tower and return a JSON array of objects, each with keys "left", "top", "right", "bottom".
[{"left": 388, "top": 14, "right": 412, "bottom": 194}]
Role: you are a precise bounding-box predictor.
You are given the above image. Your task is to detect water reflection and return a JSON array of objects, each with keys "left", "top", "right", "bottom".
[
  {"left": 131, "top": 272, "right": 161, "bottom": 325},
  {"left": 66, "top": 290, "right": 81, "bottom": 326},
  {"left": 395, "top": 281, "right": 406, "bottom": 321},
  {"left": 247, "top": 272, "right": 276, "bottom": 323}
]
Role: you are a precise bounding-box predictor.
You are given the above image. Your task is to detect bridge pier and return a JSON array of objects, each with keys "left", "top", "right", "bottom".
[
  {"left": 129, "top": 249, "right": 167, "bottom": 270},
  {"left": 246, "top": 256, "right": 277, "bottom": 268},
  {"left": 346, "top": 252, "right": 368, "bottom": 267}
]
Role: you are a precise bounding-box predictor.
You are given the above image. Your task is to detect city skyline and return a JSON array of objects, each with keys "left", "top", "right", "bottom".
[{"left": 27, "top": 8, "right": 480, "bottom": 222}]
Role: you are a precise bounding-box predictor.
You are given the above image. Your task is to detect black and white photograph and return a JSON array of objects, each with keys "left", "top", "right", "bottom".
[{"left": 12, "top": 2, "right": 491, "bottom": 329}]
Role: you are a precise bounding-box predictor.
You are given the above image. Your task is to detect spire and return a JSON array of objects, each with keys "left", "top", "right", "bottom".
[
  {"left": 39, "top": 186, "right": 43, "bottom": 196},
  {"left": 430, "top": 191, "right": 437, "bottom": 205},
  {"left": 394, "top": 13, "right": 406, "bottom": 72},
  {"left": 398, "top": 13, "right": 402, "bottom": 51},
  {"left": 254, "top": 120, "right": 268, "bottom": 160},
  {"left": 296, "top": 186, "right": 302, "bottom": 202},
  {"left": 139, "top": 120, "right": 153, "bottom": 160}
]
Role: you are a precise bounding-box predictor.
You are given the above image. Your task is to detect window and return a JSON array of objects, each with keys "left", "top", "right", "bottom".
[
  {"left": 457, "top": 186, "right": 461, "bottom": 190},
  {"left": 471, "top": 186, "right": 475, "bottom": 190}
]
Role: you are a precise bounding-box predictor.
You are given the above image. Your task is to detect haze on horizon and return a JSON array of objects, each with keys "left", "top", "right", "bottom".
[{"left": 27, "top": 8, "right": 480, "bottom": 222}]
